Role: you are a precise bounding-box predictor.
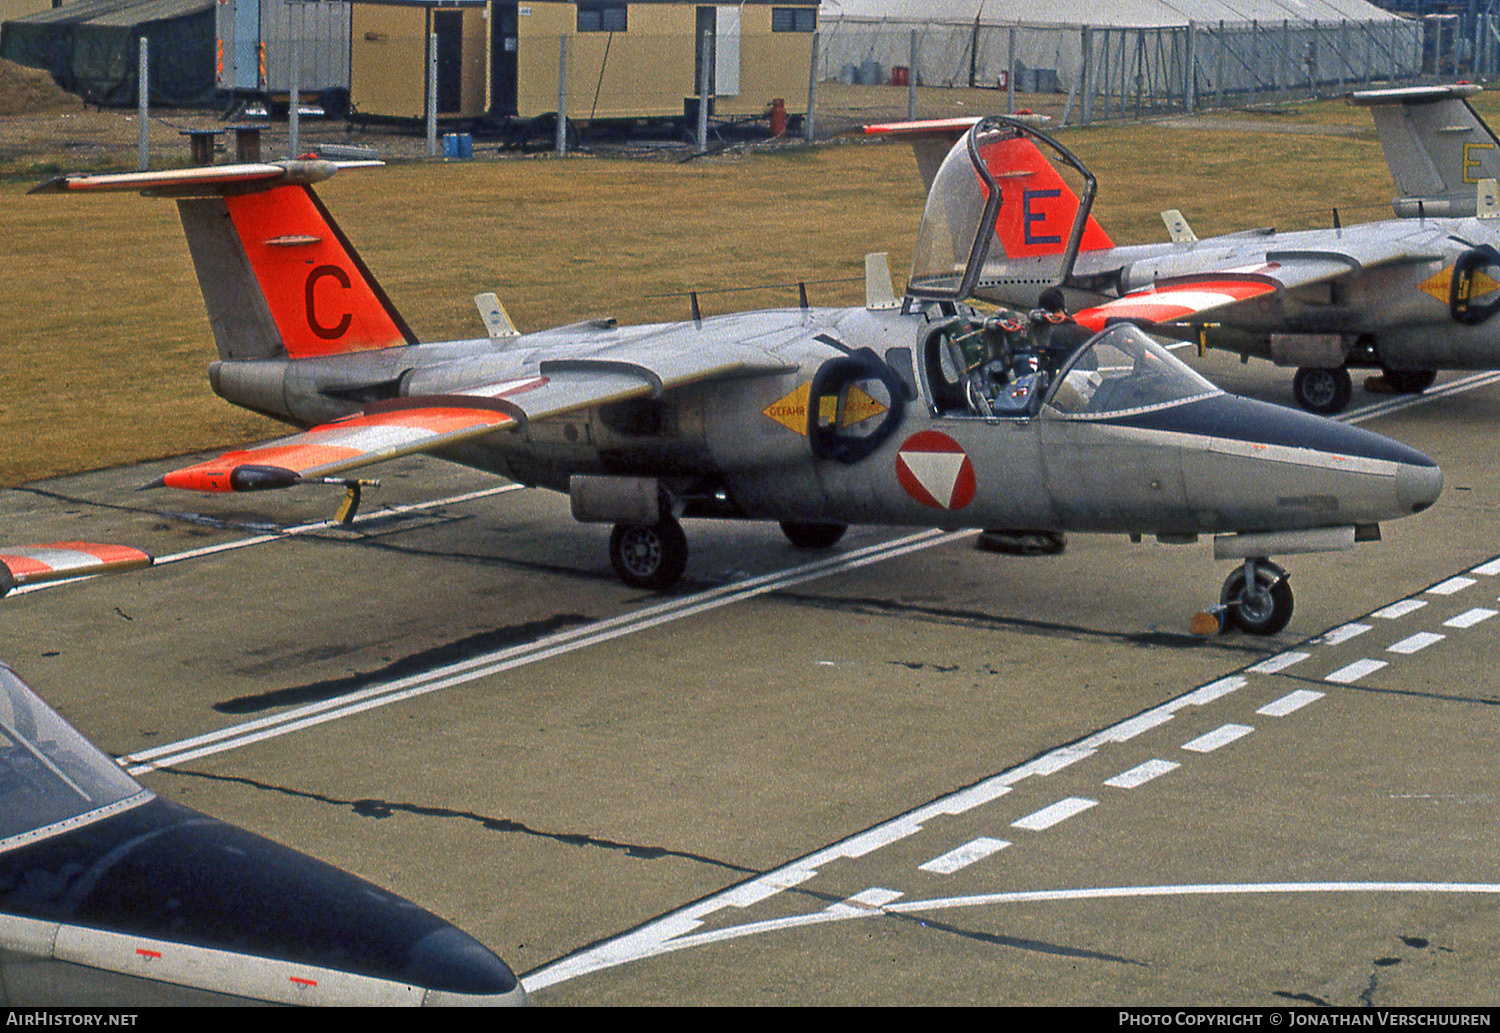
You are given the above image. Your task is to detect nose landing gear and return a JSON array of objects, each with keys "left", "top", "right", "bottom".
[{"left": 1193, "top": 558, "right": 1294, "bottom": 636}]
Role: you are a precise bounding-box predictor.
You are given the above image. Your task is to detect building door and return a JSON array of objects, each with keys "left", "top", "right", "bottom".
[
  {"left": 433, "top": 9, "right": 464, "bottom": 113},
  {"left": 489, "top": 1, "right": 518, "bottom": 116}
]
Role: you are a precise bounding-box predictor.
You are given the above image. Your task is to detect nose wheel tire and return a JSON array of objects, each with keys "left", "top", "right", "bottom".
[
  {"left": 1292, "top": 366, "right": 1352, "bottom": 415},
  {"left": 1220, "top": 561, "right": 1293, "bottom": 635},
  {"left": 609, "top": 518, "right": 688, "bottom": 589},
  {"left": 780, "top": 521, "right": 848, "bottom": 550}
]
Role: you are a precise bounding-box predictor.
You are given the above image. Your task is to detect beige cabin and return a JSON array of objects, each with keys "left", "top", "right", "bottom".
[{"left": 349, "top": 0, "right": 818, "bottom": 123}]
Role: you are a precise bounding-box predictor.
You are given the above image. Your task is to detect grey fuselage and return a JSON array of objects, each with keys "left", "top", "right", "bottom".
[{"left": 204, "top": 300, "right": 1441, "bottom": 542}]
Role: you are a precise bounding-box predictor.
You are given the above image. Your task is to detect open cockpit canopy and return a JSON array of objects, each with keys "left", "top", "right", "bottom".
[
  {"left": 1044, "top": 324, "right": 1221, "bottom": 419},
  {"left": 0, "top": 664, "right": 148, "bottom": 853},
  {"left": 907, "top": 117, "right": 1107, "bottom": 307}
]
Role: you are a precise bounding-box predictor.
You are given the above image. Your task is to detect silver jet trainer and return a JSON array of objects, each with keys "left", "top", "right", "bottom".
[
  {"left": 32, "top": 117, "right": 1441, "bottom": 635},
  {"left": 876, "top": 85, "right": 1500, "bottom": 416}
]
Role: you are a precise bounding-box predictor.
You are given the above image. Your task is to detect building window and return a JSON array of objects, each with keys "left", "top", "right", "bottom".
[
  {"left": 771, "top": 7, "right": 816, "bottom": 32},
  {"left": 578, "top": 2, "right": 627, "bottom": 32}
]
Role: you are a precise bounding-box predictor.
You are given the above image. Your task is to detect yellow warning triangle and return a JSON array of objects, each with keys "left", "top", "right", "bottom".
[
  {"left": 1420, "top": 264, "right": 1500, "bottom": 303},
  {"left": 761, "top": 382, "right": 888, "bottom": 436}
]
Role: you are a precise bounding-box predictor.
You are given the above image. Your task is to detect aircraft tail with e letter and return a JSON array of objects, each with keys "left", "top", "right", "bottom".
[
  {"left": 29, "top": 160, "right": 417, "bottom": 362},
  {"left": 1351, "top": 84, "right": 1500, "bottom": 218}
]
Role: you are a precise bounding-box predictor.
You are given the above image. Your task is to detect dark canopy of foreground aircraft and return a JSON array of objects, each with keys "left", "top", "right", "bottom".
[
  {"left": 0, "top": 663, "right": 526, "bottom": 1006},
  {"left": 32, "top": 118, "right": 1441, "bottom": 634},
  {"left": 878, "top": 85, "right": 1500, "bottom": 415}
]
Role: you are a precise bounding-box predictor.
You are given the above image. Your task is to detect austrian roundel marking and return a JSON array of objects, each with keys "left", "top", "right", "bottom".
[{"left": 896, "top": 431, "right": 976, "bottom": 510}]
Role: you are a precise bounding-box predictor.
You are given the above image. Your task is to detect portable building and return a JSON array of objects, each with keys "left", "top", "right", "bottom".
[
  {"left": 215, "top": 0, "right": 351, "bottom": 115},
  {"left": 348, "top": 0, "right": 821, "bottom": 124}
]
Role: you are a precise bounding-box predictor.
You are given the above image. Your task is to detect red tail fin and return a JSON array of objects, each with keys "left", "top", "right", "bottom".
[
  {"left": 984, "top": 136, "right": 1113, "bottom": 259},
  {"left": 223, "top": 185, "right": 416, "bottom": 359}
]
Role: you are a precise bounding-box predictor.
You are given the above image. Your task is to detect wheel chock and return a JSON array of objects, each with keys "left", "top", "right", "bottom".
[{"left": 1190, "top": 606, "right": 1226, "bottom": 636}]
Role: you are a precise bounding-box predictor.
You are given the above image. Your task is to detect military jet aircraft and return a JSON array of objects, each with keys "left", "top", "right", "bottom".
[
  {"left": 0, "top": 661, "right": 527, "bottom": 1006},
  {"left": 876, "top": 86, "right": 1500, "bottom": 416},
  {"left": 31, "top": 117, "right": 1443, "bottom": 635}
]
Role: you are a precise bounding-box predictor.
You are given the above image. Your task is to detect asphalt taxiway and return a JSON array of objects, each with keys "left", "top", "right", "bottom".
[{"left": 2, "top": 353, "right": 1499, "bottom": 1007}]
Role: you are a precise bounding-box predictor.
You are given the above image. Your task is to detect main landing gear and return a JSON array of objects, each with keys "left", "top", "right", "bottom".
[
  {"left": 1193, "top": 559, "right": 1294, "bottom": 636},
  {"left": 1292, "top": 366, "right": 1352, "bottom": 415},
  {"left": 607, "top": 518, "right": 851, "bottom": 590}
]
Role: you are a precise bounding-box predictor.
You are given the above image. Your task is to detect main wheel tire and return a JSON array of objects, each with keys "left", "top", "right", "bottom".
[
  {"left": 779, "top": 521, "right": 848, "bottom": 550},
  {"left": 1292, "top": 366, "right": 1353, "bottom": 415},
  {"left": 609, "top": 519, "right": 688, "bottom": 589},
  {"left": 1220, "top": 563, "right": 1294, "bottom": 636},
  {"left": 1382, "top": 368, "right": 1437, "bottom": 394}
]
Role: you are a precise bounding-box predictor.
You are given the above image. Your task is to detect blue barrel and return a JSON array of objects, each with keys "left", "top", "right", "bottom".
[{"left": 442, "top": 133, "right": 473, "bottom": 159}]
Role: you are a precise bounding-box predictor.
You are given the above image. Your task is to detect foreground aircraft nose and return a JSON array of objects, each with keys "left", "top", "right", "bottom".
[
  {"left": 1396, "top": 459, "right": 1444, "bottom": 515},
  {"left": 1, "top": 797, "right": 526, "bottom": 1006}
]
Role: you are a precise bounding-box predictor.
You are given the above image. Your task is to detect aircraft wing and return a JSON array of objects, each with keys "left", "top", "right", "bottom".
[
  {"left": 1074, "top": 239, "right": 1442, "bottom": 332},
  {"left": 0, "top": 543, "right": 153, "bottom": 596},
  {"left": 154, "top": 345, "right": 797, "bottom": 494}
]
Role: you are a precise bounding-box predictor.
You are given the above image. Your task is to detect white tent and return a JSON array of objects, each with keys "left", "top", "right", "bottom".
[{"left": 817, "top": 0, "right": 1420, "bottom": 107}]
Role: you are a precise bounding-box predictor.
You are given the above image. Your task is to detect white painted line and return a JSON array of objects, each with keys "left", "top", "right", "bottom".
[
  {"left": 1104, "top": 759, "right": 1179, "bottom": 789},
  {"left": 1445, "top": 608, "right": 1497, "bottom": 629},
  {"left": 721, "top": 869, "right": 818, "bottom": 909},
  {"left": 1372, "top": 599, "right": 1427, "bottom": 620},
  {"left": 1248, "top": 652, "right": 1309, "bottom": 674},
  {"left": 1313, "top": 623, "right": 1371, "bottom": 646},
  {"left": 1429, "top": 576, "right": 1477, "bottom": 596},
  {"left": 919, "top": 838, "right": 1011, "bottom": 875},
  {"left": 122, "top": 528, "right": 974, "bottom": 773},
  {"left": 1471, "top": 558, "right": 1500, "bottom": 576},
  {"left": 1326, "top": 658, "right": 1388, "bottom": 684},
  {"left": 1172, "top": 675, "right": 1247, "bottom": 709},
  {"left": 1182, "top": 723, "right": 1253, "bottom": 753},
  {"left": 1257, "top": 689, "right": 1324, "bottom": 717},
  {"left": 523, "top": 882, "right": 1500, "bottom": 992},
  {"left": 1388, "top": 631, "right": 1445, "bottom": 655},
  {"left": 825, "top": 888, "right": 904, "bottom": 917},
  {"left": 1012, "top": 797, "right": 1097, "bottom": 831}
]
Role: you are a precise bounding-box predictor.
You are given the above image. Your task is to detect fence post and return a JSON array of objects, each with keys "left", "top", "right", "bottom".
[
  {"left": 907, "top": 28, "right": 918, "bottom": 120},
  {"left": 804, "top": 29, "right": 818, "bottom": 143},
  {"left": 137, "top": 36, "right": 148, "bottom": 170},
  {"left": 1006, "top": 26, "right": 1016, "bottom": 115},
  {"left": 696, "top": 29, "right": 710, "bottom": 154},
  {"left": 1080, "top": 25, "right": 1092, "bottom": 125},
  {"left": 1215, "top": 21, "right": 1225, "bottom": 109},
  {"left": 1184, "top": 22, "right": 1195, "bottom": 113},
  {"left": 426, "top": 30, "right": 437, "bottom": 157},
  {"left": 556, "top": 35, "right": 568, "bottom": 155},
  {"left": 289, "top": 5, "right": 301, "bottom": 158}
]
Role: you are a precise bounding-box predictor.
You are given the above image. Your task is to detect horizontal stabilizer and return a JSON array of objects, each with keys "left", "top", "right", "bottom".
[
  {"left": 0, "top": 543, "right": 153, "bottom": 596},
  {"left": 28, "top": 159, "right": 381, "bottom": 198}
]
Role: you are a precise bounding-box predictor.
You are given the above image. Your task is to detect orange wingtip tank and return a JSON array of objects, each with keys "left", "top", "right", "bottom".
[{"left": 0, "top": 543, "right": 153, "bottom": 596}]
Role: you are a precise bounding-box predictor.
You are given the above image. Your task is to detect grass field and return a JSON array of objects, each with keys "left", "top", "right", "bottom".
[{"left": 0, "top": 91, "right": 1480, "bottom": 486}]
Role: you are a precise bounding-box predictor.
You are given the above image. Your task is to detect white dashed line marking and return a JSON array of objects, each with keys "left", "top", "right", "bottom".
[
  {"left": 919, "top": 838, "right": 1011, "bottom": 875},
  {"left": 1257, "top": 689, "right": 1324, "bottom": 717},
  {"left": 1471, "top": 558, "right": 1500, "bottom": 576},
  {"left": 1372, "top": 599, "right": 1427, "bottom": 620},
  {"left": 1248, "top": 652, "right": 1310, "bottom": 674},
  {"left": 1315, "top": 623, "right": 1372, "bottom": 646},
  {"left": 1182, "top": 724, "right": 1254, "bottom": 753},
  {"left": 1388, "top": 632, "right": 1445, "bottom": 655},
  {"left": 1445, "top": 608, "right": 1497, "bottom": 629},
  {"left": 1429, "top": 577, "right": 1476, "bottom": 596},
  {"left": 1326, "top": 658, "right": 1388, "bottom": 684},
  {"left": 1104, "top": 759, "right": 1179, "bottom": 788},
  {"left": 1012, "top": 797, "right": 1097, "bottom": 831}
]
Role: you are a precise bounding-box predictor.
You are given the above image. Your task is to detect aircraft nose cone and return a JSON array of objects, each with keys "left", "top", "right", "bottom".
[{"left": 1397, "top": 458, "right": 1444, "bottom": 514}]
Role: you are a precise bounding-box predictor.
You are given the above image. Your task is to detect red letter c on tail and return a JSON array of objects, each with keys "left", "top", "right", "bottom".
[{"left": 306, "top": 264, "right": 353, "bottom": 340}]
